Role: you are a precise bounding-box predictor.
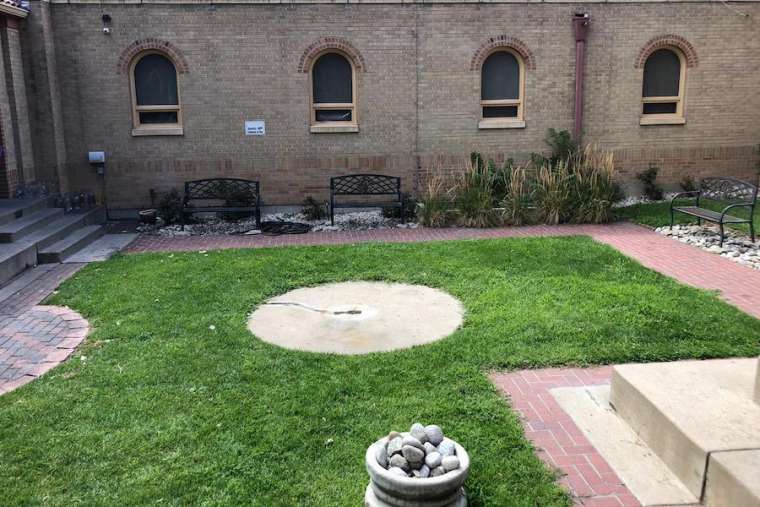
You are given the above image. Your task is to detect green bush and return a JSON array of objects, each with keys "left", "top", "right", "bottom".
[
  {"left": 302, "top": 196, "right": 327, "bottom": 221},
  {"left": 534, "top": 161, "right": 572, "bottom": 225},
  {"left": 417, "top": 163, "right": 453, "bottom": 227},
  {"left": 636, "top": 165, "right": 664, "bottom": 201},
  {"left": 500, "top": 166, "right": 533, "bottom": 226},
  {"left": 157, "top": 188, "right": 183, "bottom": 225},
  {"left": 455, "top": 158, "right": 502, "bottom": 227},
  {"left": 570, "top": 146, "right": 620, "bottom": 224}
]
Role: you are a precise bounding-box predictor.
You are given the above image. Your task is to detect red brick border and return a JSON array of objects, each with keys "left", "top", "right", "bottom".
[
  {"left": 117, "top": 39, "right": 189, "bottom": 74},
  {"left": 470, "top": 35, "right": 536, "bottom": 71},
  {"left": 491, "top": 367, "right": 640, "bottom": 507},
  {"left": 0, "top": 306, "right": 89, "bottom": 396},
  {"left": 297, "top": 37, "right": 367, "bottom": 73},
  {"left": 635, "top": 34, "right": 698, "bottom": 68}
]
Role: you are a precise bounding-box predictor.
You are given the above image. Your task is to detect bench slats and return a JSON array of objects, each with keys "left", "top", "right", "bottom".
[
  {"left": 673, "top": 207, "right": 746, "bottom": 223},
  {"left": 182, "top": 178, "right": 261, "bottom": 229}
]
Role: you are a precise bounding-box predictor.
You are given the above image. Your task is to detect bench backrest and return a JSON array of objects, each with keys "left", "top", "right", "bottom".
[
  {"left": 700, "top": 177, "right": 757, "bottom": 204},
  {"left": 330, "top": 174, "right": 401, "bottom": 196},
  {"left": 184, "top": 178, "right": 260, "bottom": 205}
]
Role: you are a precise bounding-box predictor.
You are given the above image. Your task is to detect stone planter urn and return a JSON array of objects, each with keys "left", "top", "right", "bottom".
[{"left": 365, "top": 434, "right": 470, "bottom": 507}]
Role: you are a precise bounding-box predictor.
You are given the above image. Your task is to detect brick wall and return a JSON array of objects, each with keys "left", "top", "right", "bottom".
[{"left": 26, "top": 1, "right": 760, "bottom": 208}]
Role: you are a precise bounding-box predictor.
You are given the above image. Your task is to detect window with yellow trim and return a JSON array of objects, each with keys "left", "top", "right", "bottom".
[
  {"left": 130, "top": 51, "right": 182, "bottom": 134},
  {"left": 310, "top": 52, "right": 357, "bottom": 131},
  {"left": 480, "top": 49, "right": 525, "bottom": 128},
  {"left": 641, "top": 48, "right": 686, "bottom": 125}
]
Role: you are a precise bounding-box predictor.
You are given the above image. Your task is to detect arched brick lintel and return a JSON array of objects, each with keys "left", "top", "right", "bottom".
[
  {"left": 470, "top": 36, "right": 535, "bottom": 71},
  {"left": 117, "top": 39, "right": 189, "bottom": 74},
  {"left": 298, "top": 37, "right": 367, "bottom": 73},
  {"left": 635, "top": 35, "right": 698, "bottom": 68}
]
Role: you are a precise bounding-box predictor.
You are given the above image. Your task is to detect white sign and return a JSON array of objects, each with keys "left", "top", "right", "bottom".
[{"left": 244, "top": 120, "right": 265, "bottom": 136}]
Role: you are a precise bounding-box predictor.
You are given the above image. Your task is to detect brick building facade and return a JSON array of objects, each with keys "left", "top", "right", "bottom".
[{"left": 1, "top": 0, "right": 759, "bottom": 209}]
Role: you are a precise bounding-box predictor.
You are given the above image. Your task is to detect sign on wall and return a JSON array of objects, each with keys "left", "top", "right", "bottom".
[{"left": 244, "top": 120, "right": 265, "bottom": 136}]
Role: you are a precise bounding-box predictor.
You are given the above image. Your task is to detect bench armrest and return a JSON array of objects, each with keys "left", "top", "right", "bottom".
[{"left": 720, "top": 202, "right": 754, "bottom": 222}]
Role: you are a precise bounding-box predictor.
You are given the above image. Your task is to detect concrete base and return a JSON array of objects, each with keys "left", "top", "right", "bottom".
[
  {"left": 364, "top": 483, "right": 467, "bottom": 507},
  {"left": 248, "top": 282, "right": 464, "bottom": 354},
  {"left": 609, "top": 358, "right": 760, "bottom": 500}
]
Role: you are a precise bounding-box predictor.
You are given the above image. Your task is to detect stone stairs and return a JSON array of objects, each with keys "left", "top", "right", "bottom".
[{"left": 0, "top": 198, "right": 105, "bottom": 286}]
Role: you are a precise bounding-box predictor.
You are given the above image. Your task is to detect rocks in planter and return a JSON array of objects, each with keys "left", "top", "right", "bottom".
[
  {"left": 424, "top": 424, "right": 444, "bottom": 446},
  {"left": 425, "top": 451, "right": 442, "bottom": 469},
  {"left": 410, "top": 422, "right": 429, "bottom": 443},
  {"left": 402, "top": 445, "right": 425, "bottom": 465},
  {"left": 437, "top": 439, "right": 456, "bottom": 457},
  {"left": 389, "top": 454, "right": 410, "bottom": 472},
  {"left": 375, "top": 423, "right": 463, "bottom": 479},
  {"left": 442, "top": 455, "right": 460, "bottom": 472}
]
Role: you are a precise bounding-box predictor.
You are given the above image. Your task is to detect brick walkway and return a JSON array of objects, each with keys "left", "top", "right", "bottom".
[
  {"left": 0, "top": 264, "right": 90, "bottom": 395},
  {"left": 490, "top": 367, "right": 636, "bottom": 507},
  {"left": 129, "top": 222, "right": 760, "bottom": 318}
]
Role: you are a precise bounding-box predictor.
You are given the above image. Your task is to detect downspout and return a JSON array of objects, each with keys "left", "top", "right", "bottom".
[{"left": 572, "top": 13, "right": 590, "bottom": 142}]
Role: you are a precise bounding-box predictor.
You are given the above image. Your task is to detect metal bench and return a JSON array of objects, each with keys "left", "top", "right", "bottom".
[
  {"left": 182, "top": 178, "right": 261, "bottom": 229},
  {"left": 330, "top": 174, "right": 403, "bottom": 225},
  {"left": 670, "top": 177, "right": 757, "bottom": 246}
]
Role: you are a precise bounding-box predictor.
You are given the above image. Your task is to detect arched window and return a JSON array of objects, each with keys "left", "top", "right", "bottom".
[
  {"left": 130, "top": 52, "right": 182, "bottom": 134},
  {"left": 480, "top": 49, "right": 525, "bottom": 128},
  {"left": 310, "top": 52, "right": 356, "bottom": 131},
  {"left": 641, "top": 48, "right": 685, "bottom": 123}
]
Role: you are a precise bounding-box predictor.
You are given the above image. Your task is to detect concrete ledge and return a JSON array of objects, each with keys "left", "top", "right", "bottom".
[
  {"left": 705, "top": 450, "right": 760, "bottom": 507},
  {"left": 609, "top": 358, "right": 760, "bottom": 499}
]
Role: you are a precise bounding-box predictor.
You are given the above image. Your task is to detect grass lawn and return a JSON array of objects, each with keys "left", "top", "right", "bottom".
[
  {"left": 616, "top": 199, "right": 759, "bottom": 235},
  {"left": 1, "top": 237, "right": 759, "bottom": 506}
]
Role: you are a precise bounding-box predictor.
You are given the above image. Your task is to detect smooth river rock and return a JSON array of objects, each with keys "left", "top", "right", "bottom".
[
  {"left": 424, "top": 425, "right": 444, "bottom": 446},
  {"left": 424, "top": 451, "right": 442, "bottom": 469},
  {"left": 442, "top": 455, "right": 460, "bottom": 472}
]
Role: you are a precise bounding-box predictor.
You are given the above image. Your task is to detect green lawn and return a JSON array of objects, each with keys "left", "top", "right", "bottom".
[
  {"left": 617, "top": 199, "right": 759, "bottom": 235},
  {"left": 1, "top": 237, "right": 759, "bottom": 506}
]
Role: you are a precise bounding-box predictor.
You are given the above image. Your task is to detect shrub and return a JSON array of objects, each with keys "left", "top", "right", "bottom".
[
  {"left": 500, "top": 165, "right": 532, "bottom": 226},
  {"left": 382, "top": 193, "right": 418, "bottom": 221},
  {"left": 530, "top": 129, "right": 579, "bottom": 169},
  {"left": 636, "top": 165, "right": 664, "bottom": 201},
  {"left": 455, "top": 158, "right": 502, "bottom": 227},
  {"left": 417, "top": 162, "right": 453, "bottom": 227},
  {"left": 680, "top": 175, "right": 698, "bottom": 192},
  {"left": 157, "top": 188, "right": 183, "bottom": 224},
  {"left": 302, "top": 196, "right": 327, "bottom": 221},
  {"left": 534, "top": 161, "right": 571, "bottom": 225},
  {"left": 570, "top": 145, "right": 619, "bottom": 224}
]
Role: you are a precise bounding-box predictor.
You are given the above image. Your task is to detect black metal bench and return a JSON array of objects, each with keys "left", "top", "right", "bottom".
[
  {"left": 330, "top": 174, "right": 403, "bottom": 225},
  {"left": 670, "top": 177, "right": 757, "bottom": 246},
  {"left": 182, "top": 178, "right": 261, "bottom": 229}
]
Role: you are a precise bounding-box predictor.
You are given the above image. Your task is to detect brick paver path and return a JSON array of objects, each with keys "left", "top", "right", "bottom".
[
  {"left": 129, "top": 222, "right": 760, "bottom": 318},
  {"left": 491, "top": 367, "right": 637, "bottom": 507},
  {"left": 0, "top": 264, "right": 90, "bottom": 395}
]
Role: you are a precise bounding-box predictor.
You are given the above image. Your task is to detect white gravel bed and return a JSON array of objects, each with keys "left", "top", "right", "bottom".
[{"left": 656, "top": 224, "right": 760, "bottom": 270}]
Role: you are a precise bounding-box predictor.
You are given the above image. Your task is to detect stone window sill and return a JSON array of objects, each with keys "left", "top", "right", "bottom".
[
  {"left": 310, "top": 124, "right": 359, "bottom": 134},
  {"left": 132, "top": 126, "right": 184, "bottom": 137},
  {"left": 639, "top": 116, "right": 686, "bottom": 126},
  {"left": 478, "top": 119, "right": 526, "bottom": 130}
]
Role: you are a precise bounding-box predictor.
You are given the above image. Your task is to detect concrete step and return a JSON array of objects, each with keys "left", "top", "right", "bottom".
[
  {"left": 609, "top": 358, "right": 760, "bottom": 501},
  {"left": 0, "top": 207, "right": 64, "bottom": 242},
  {"left": 38, "top": 225, "right": 105, "bottom": 263},
  {"left": 0, "top": 197, "right": 48, "bottom": 225},
  {"left": 0, "top": 208, "right": 104, "bottom": 285},
  {"left": 552, "top": 384, "right": 699, "bottom": 506},
  {"left": 704, "top": 450, "right": 760, "bottom": 507},
  {"left": 0, "top": 241, "right": 37, "bottom": 288}
]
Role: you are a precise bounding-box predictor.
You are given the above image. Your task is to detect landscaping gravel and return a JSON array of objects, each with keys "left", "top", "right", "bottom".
[
  {"left": 137, "top": 210, "right": 417, "bottom": 236},
  {"left": 656, "top": 224, "right": 760, "bottom": 270}
]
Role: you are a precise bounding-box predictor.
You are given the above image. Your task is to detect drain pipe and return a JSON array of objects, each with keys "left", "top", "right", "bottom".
[{"left": 572, "top": 13, "right": 590, "bottom": 142}]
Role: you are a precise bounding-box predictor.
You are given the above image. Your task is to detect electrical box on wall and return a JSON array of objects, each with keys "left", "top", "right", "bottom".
[{"left": 88, "top": 151, "right": 105, "bottom": 163}]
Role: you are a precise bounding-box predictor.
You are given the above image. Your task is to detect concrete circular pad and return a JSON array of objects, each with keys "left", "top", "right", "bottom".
[{"left": 247, "top": 281, "right": 464, "bottom": 354}]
